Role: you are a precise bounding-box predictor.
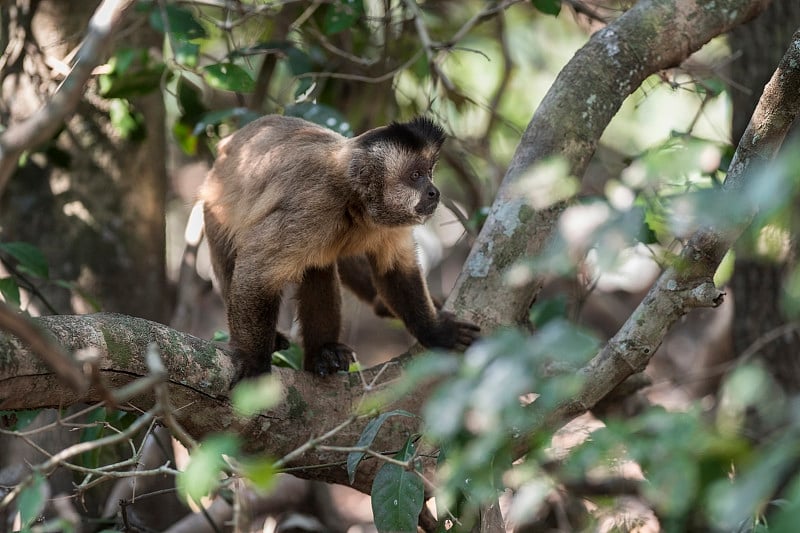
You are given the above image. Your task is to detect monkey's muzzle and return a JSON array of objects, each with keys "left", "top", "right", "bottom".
[{"left": 415, "top": 184, "right": 440, "bottom": 217}]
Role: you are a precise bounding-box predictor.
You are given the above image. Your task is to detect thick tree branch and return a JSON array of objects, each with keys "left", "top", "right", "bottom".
[
  {"left": 0, "top": 313, "right": 423, "bottom": 494},
  {"left": 549, "top": 26, "right": 800, "bottom": 424},
  {"left": 0, "top": 302, "right": 87, "bottom": 392},
  {"left": 447, "top": 0, "right": 770, "bottom": 326},
  {"left": 0, "top": 0, "right": 136, "bottom": 196}
]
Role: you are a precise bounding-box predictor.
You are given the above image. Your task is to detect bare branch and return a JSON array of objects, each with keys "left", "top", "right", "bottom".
[{"left": 0, "top": 0, "right": 136, "bottom": 195}]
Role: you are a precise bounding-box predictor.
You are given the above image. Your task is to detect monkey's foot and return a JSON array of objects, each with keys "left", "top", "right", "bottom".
[
  {"left": 308, "top": 343, "right": 355, "bottom": 376},
  {"left": 230, "top": 350, "right": 272, "bottom": 389}
]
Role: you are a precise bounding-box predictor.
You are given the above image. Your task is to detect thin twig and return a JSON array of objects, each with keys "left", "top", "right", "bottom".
[
  {"left": 0, "top": 410, "right": 156, "bottom": 511},
  {"left": 273, "top": 414, "right": 360, "bottom": 468}
]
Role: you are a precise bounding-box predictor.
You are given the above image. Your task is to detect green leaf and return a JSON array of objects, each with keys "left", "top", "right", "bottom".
[
  {"left": 194, "top": 107, "right": 262, "bottom": 136},
  {"left": 371, "top": 437, "right": 424, "bottom": 533},
  {"left": 149, "top": 4, "right": 207, "bottom": 40},
  {"left": 528, "top": 296, "right": 567, "bottom": 327},
  {"left": 231, "top": 374, "right": 282, "bottom": 417},
  {"left": 98, "top": 48, "right": 165, "bottom": 99},
  {"left": 531, "top": 0, "right": 561, "bottom": 16},
  {"left": 0, "top": 409, "right": 41, "bottom": 430},
  {"left": 173, "top": 121, "right": 198, "bottom": 156},
  {"left": 203, "top": 63, "right": 255, "bottom": 93},
  {"left": 0, "top": 242, "right": 49, "bottom": 278},
  {"left": 177, "top": 434, "right": 239, "bottom": 503},
  {"left": 174, "top": 41, "right": 199, "bottom": 68},
  {"left": 108, "top": 99, "right": 145, "bottom": 140},
  {"left": 211, "top": 330, "right": 229, "bottom": 342},
  {"left": 285, "top": 103, "right": 353, "bottom": 137},
  {"left": 239, "top": 457, "right": 278, "bottom": 491},
  {"left": 272, "top": 343, "right": 303, "bottom": 370},
  {"left": 323, "top": 0, "right": 364, "bottom": 35},
  {"left": 347, "top": 410, "right": 416, "bottom": 484},
  {"left": 0, "top": 277, "right": 20, "bottom": 306},
  {"left": 18, "top": 473, "right": 46, "bottom": 531}
]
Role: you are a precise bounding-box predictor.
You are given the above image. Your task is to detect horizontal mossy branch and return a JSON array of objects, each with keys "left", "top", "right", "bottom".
[{"left": 0, "top": 313, "right": 427, "bottom": 493}]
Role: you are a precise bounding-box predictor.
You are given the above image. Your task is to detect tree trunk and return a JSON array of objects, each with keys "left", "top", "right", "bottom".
[{"left": 727, "top": 0, "right": 800, "bottom": 395}]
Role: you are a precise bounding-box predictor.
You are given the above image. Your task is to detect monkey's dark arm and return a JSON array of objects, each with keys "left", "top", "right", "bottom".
[
  {"left": 338, "top": 255, "right": 443, "bottom": 318},
  {"left": 367, "top": 256, "right": 479, "bottom": 351},
  {"left": 337, "top": 256, "right": 391, "bottom": 317}
]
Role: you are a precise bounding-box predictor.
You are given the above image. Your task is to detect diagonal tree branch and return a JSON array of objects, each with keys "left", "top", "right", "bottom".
[
  {"left": 549, "top": 26, "right": 800, "bottom": 424},
  {"left": 0, "top": 0, "right": 136, "bottom": 196},
  {"left": 446, "top": 0, "right": 771, "bottom": 326}
]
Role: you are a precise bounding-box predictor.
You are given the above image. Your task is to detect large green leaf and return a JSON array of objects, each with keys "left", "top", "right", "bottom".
[
  {"left": 0, "top": 242, "right": 49, "bottom": 278},
  {"left": 203, "top": 63, "right": 255, "bottom": 93},
  {"left": 149, "top": 4, "right": 207, "bottom": 40},
  {"left": 371, "top": 437, "right": 424, "bottom": 532},
  {"left": 347, "top": 410, "right": 416, "bottom": 484}
]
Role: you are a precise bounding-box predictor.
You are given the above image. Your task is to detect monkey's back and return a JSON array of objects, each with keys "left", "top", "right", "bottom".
[
  {"left": 201, "top": 115, "right": 385, "bottom": 287},
  {"left": 202, "top": 116, "right": 348, "bottom": 238}
]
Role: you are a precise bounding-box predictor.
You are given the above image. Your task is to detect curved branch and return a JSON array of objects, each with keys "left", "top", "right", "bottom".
[
  {"left": 551, "top": 26, "right": 800, "bottom": 424},
  {"left": 447, "top": 0, "right": 770, "bottom": 326}
]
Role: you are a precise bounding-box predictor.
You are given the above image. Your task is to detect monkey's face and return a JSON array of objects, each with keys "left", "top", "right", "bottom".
[
  {"left": 370, "top": 151, "right": 440, "bottom": 226},
  {"left": 351, "top": 117, "right": 446, "bottom": 227}
]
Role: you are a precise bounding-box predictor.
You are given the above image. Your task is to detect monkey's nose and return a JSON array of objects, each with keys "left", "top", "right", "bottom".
[{"left": 427, "top": 185, "right": 440, "bottom": 201}]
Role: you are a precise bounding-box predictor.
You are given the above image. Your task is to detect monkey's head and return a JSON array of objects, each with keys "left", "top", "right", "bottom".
[{"left": 349, "top": 117, "right": 445, "bottom": 226}]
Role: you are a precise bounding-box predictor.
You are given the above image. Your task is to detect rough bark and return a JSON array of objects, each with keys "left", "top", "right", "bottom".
[
  {"left": 0, "top": 313, "right": 420, "bottom": 494},
  {"left": 727, "top": 0, "right": 800, "bottom": 395}
]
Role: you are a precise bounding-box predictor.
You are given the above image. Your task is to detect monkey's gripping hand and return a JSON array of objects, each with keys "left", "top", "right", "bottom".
[{"left": 419, "top": 311, "right": 481, "bottom": 351}]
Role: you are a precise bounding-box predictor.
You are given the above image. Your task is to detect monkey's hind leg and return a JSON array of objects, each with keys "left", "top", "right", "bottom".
[
  {"left": 227, "top": 267, "right": 282, "bottom": 385},
  {"left": 297, "top": 264, "right": 354, "bottom": 376}
]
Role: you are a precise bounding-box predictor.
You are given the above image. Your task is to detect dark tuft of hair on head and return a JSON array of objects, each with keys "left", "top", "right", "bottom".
[
  {"left": 403, "top": 116, "right": 446, "bottom": 148},
  {"left": 358, "top": 116, "right": 446, "bottom": 152}
]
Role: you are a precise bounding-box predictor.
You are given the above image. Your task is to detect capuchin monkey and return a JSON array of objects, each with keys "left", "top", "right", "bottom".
[{"left": 201, "top": 115, "right": 480, "bottom": 384}]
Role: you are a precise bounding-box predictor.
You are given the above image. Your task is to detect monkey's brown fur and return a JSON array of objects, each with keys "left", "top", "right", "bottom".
[{"left": 201, "top": 115, "right": 479, "bottom": 383}]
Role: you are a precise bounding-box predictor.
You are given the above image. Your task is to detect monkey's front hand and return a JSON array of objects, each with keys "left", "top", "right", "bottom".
[
  {"left": 308, "top": 343, "right": 355, "bottom": 376},
  {"left": 421, "top": 311, "right": 481, "bottom": 351}
]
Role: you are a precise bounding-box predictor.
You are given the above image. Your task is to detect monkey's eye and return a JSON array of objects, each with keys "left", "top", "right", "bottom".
[{"left": 411, "top": 170, "right": 421, "bottom": 182}]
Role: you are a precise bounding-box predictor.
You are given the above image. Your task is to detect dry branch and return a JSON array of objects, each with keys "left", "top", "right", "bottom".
[{"left": 0, "top": 0, "right": 136, "bottom": 195}]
